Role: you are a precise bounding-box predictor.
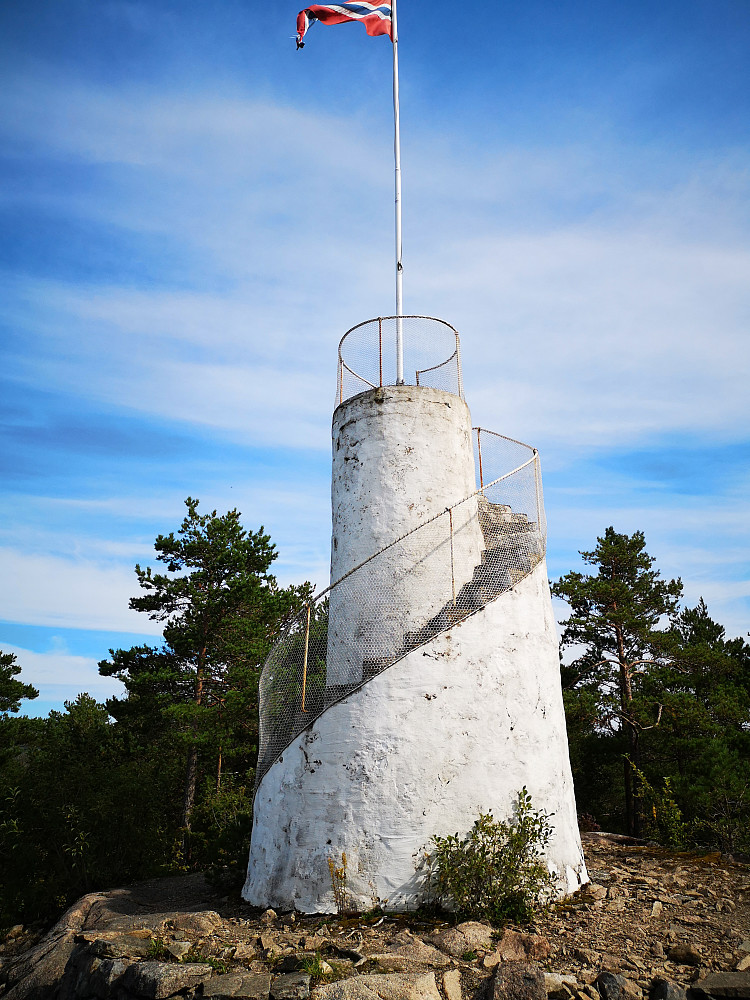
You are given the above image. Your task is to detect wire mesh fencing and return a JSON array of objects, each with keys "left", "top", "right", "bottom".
[
  {"left": 337, "top": 316, "right": 463, "bottom": 406},
  {"left": 255, "top": 428, "right": 547, "bottom": 793}
]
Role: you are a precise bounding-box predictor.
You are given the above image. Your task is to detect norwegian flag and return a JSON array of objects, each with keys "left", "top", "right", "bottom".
[{"left": 296, "top": 2, "right": 393, "bottom": 48}]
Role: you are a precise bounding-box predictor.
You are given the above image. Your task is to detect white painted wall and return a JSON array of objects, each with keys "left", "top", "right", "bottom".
[
  {"left": 243, "top": 559, "right": 588, "bottom": 913},
  {"left": 326, "top": 386, "right": 484, "bottom": 686}
]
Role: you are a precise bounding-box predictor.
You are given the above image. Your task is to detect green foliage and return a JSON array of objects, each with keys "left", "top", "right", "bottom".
[
  {"left": 183, "top": 947, "right": 228, "bottom": 972},
  {"left": 0, "top": 501, "right": 314, "bottom": 926},
  {"left": 552, "top": 527, "right": 683, "bottom": 836},
  {"left": 0, "top": 651, "right": 38, "bottom": 715},
  {"left": 0, "top": 695, "right": 178, "bottom": 925},
  {"left": 555, "top": 529, "right": 750, "bottom": 853},
  {"left": 99, "top": 497, "right": 312, "bottom": 841},
  {"left": 300, "top": 952, "right": 339, "bottom": 981},
  {"left": 185, "top": 774, "right": 254, "bottom": 890},
  {"left": 147, "top": 937, "right": 168, "bottom": 960},
  {"left": 631, "top": 766, "right": 686, "bottom": 848},
  {"left": 426, "top": 789, "right": 556, "bottom": 925}
]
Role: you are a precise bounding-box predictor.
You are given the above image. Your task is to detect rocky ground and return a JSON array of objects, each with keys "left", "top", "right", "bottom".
[{"left": 1, "top": 833, "right": 748, "bottom": 1000}]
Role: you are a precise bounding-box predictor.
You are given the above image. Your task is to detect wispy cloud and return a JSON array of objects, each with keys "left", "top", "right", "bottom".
[
  {"left": 2, "top": 642, "right": 125, "bottom": 713},
  {"left": 1, "top": 13, "right": 748, "bottom": 708}
]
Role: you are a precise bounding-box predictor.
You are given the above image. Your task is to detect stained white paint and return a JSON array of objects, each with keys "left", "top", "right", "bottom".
[
  {"left": 244, "top": 383, "right": 587, "bottom": 912},
  {"left": 244, "top": 559, "right": 588, "bottom": 912},
  {"left": 327, "top": 386, "right": 483, "bottom": 685}
]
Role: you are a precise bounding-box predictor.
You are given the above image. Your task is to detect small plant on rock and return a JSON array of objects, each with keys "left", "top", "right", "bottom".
[
  {"left": 146, "top": 937, "right": 168, "bottom": 960},
  {"left": 424, "top": 788, "right": 556, "bottom": 925}
]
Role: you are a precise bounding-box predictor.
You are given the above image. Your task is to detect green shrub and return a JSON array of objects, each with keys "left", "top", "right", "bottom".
[
  {"left": 632, "top": 766, "right": 687, "bottom": 849},
  {"left": 425, "top": 788, "right": 556, "bottom": 925}
]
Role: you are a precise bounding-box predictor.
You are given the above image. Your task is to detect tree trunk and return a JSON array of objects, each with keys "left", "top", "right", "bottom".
[
  {"left": 181, "top": 643, "right": 207, "bottom": 843},
  {"left": 616, "top": 624, "right": 641, "bottom": 837},
  {"left": 181, "top": 744, "right": 199, "bottom": 833}
]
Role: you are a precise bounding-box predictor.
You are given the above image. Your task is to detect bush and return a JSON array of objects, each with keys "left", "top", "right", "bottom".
[{"left": 425, "top": 788, "right": 556, "bottom": 925}]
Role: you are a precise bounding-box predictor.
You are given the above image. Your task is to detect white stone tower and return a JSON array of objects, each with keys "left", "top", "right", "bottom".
[{"left": 244, "top": 317, "right": 587, "bottom": 912}]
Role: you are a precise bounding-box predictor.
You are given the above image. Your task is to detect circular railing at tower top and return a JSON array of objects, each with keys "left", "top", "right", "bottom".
[{"left": 337, "top": 315, "right": 463, "bottom": 407}]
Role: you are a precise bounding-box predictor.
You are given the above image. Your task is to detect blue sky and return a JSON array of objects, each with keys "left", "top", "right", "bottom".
[{"left": 1, "top": 0, "right": 748, "bottom": 716}]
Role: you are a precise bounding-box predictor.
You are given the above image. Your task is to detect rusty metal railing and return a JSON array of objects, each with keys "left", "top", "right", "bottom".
[{"left": 337, "top": 316, "right": 463, "bottom": 407}]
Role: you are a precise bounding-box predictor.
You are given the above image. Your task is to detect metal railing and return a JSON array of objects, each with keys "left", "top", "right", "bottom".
[
  {"left": 254, "top": 428, "right": 546, "bottom": 794},
  {"left": 337, "top": 316, "right": 463, "bottom": 406}
]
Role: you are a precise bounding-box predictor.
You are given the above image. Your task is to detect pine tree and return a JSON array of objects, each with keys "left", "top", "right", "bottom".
[
  {"left": 552, "top": 527, "right": 682, "bottom": 836},
  {"left": 99, "top": 498, "right": 310, "bottom": 840},
  {"left": 642, "top": 599, "right": 750, "bottom": 851},
  {"left": 0, "top": 651, "right": 38, "bottom": 714}
]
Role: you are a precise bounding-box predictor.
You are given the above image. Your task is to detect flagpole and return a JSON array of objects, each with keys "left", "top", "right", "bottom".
[{"left": 392, "top": 0, "right": 404, "bottom": 384}]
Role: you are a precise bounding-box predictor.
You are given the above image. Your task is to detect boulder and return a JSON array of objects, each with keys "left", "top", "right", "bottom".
[
  {"left": 271, "top": 972, "right": 312, "bottom": 1000},
  {"left": 119, "top": 960, "right": 214, "bottom": 998},
  {"left": 368, "top": 941, "right": 451, "bottom": 971},
  {"left": 1, "top": 891, "right": 105, "bottom": 1000},
  {"left": 166, "top": 910, "right": 223, "bottom": 935},
  {"left": 545, "top": 975, "right": 579, "bottom": 999},
  {"left": 431, "top": 923, "right": 494, "bottom": 958},
  {"left": 668, "top": 944, "right": 702, "bottom": 967},
  {"left": 650, "top": 980, "right": 687, "bottom": 1000},
  {"left": 484, "top": 931, "right": 550, "bottom": 967},
  {"left": 595, "top": 972, "right": 630, "bottom": 1000},
  {"left": 315, "top": 972, "right": 443, "bottom": 1000},
  {"left": 490, "top": 962, "right": 546, "bottom": 1000},
  {"left": 688, "top": 972, "right": 750, "bottom": 1000},
  {"left": 79, "top": 931, "right": 152, "bottom": 960},
  {"left": 204, "top": 971, "right": 272, "bottom": 999}
]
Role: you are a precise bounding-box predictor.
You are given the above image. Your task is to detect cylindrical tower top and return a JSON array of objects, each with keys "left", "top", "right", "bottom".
[{"left": 336, "top": 315, "right": 462, "bottom": 407}]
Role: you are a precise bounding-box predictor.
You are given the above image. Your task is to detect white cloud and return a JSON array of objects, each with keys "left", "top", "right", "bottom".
[
  {"left": 3, "top": 76, "right": 748, "bottom": 455},
  {"left": 0, "top": 549, "right": 162, "bottom": 634},
  {"left": 3, "top": 643, "right": 125, "bottom": 709},
  {"left": 1, "top": 69, "right": 748, "bottom": 668}
]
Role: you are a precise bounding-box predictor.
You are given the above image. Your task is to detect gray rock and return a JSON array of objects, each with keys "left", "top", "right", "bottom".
[
  {"left": 120, "top": 960, "right": 214, "bottom": 998},
  {"left": 668, "top": 943, "right": 702, "bottom": 967},
  {"left": 315, "top": 972, "right": 443, "bottom": 1000},
  {"left": 586, "top": 885, "right": 608, "bottom": 901},
  {"left": 165, "top": 940, "right": 192, "bottom": 960},
  {"left": 650, "top": 980, "right": 687, "bottom": 1000},
  {"left": 484, "top": 931, "right": 551, "bottom": 968},
  {"left": 83, "top": 957, "right": 131, "bottom": 998},
  {"left": 545, "top": 975, "right": 579, "bottom": 999},
  {"left": 2, "top": 891, "right": 104, "bottom": 1000},
  {"left": 84, "top": 932, "right": 152, "bottom": 960},
  {"left": 575, "top": 950, "right": 600, "bottom": 967},
  {"left": 368, "top": 941, "right": 451, "bottom": 971},
  {"left": 271, "top": 972, "right": 312, "bottom": 1000},
  {"left": 595, "top": 972, "right": 629, "bottom": 1000},
  {"left": 204, "top": 972, "right": 272, "bottom": 999},
  {"left": 432, "top": 923, "right": 494, "bottom": 958},
  {"left": 55, "top": 947, "right": 131, "bottom": 1000},
  {"left": 688, "top": 972, "right": 750, "bottom": 999},
  {"left": 443, "top": 969, "right": 463, "bottom": 1000},
  {"left": 167, "top": 910, "right": 223, "bottom": 935},
  {"left": 490, "top": 963, "right": 546, "bottom": 1000}
]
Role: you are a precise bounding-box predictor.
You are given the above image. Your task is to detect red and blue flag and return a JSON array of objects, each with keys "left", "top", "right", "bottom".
[{"left": 296, "top": 3, "right": 393, "bottom": 48}]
